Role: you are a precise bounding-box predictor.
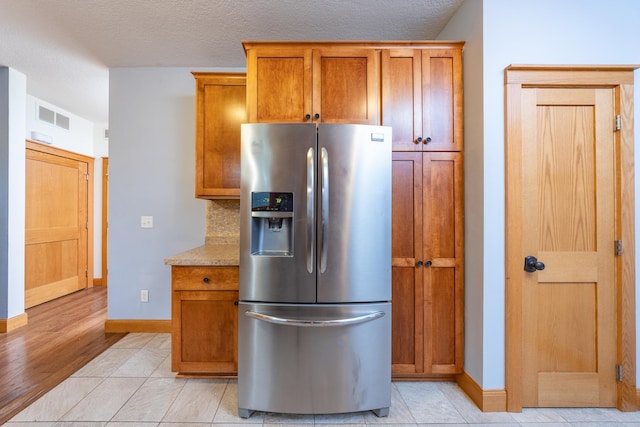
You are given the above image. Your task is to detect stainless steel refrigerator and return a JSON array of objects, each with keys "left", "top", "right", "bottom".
[{"left": 238, "top": 123, "right": 392, "bottom": 418}]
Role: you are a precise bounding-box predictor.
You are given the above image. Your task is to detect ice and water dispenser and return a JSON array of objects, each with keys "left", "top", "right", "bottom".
[{"left": 250, "top": 192, "right": 293, "bottom": 256}]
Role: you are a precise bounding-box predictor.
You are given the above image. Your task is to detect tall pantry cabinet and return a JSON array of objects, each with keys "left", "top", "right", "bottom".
[{"left": 381, "top": 44, "right": 464, "bottom": 377}]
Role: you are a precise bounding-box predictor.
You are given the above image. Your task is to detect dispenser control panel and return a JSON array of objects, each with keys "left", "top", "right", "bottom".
[{"left": 251, "top": 192, "right": 293, "bottom": 212}]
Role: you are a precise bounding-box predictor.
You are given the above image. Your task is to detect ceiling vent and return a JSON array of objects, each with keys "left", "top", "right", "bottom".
[{"left": 38, "top": 105, "right": 70, "bottom": 130}]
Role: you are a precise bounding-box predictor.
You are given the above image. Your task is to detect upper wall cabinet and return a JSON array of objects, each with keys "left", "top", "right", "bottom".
[
  {"left": 243, "top": 42, "right": 379, "bottom": 124},
  {"left": 193, "top": 72, "right": 246, "bottom": 199},
  {"left": 381, "top": 46, "right": 463, "bottom": 151}
]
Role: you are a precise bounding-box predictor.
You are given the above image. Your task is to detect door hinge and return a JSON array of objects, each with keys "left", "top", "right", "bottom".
[
  {"left": 86, "top": 173, "right": 90, "bottom": 181},
  {"left": 86, "top": 222, "right": 89, "bottom": 229},
  {"left": 85, "top": 270, "right": 88, "bottom": 278},
  {"left": 616, "top": 364, "right": 623, "bottom": 381},
  {"left": 615, "top": 115, "right": 621, "bottom": 131},
  {"left": 615, "top": 240, "right": 623, "bottom": 256}
]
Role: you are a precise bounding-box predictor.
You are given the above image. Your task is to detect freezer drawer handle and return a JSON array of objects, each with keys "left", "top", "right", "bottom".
[{"left": 244, "top": 310, "right": 385, "bottom": 327}]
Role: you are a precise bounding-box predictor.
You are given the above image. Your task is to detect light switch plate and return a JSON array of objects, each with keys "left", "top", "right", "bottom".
[{"left": 140, "top": 215, "right": 153, "bottom": 228}]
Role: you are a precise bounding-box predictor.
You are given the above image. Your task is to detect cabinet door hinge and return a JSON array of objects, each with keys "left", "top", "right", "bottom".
[
  {"left": 615, "top": 115, "right": 621, "bottom": 131},
  {"left": 85, "top": 270, "right": 88, "bottom": 278},
  {"left": 86, "top": 173, "right": 90, "bottom": 181},
  {"left": 615, "top": 240, "right": 623, "bottom": 256},
  {"left": 616, "top": 364, "right": 623, "bottom": 381}
]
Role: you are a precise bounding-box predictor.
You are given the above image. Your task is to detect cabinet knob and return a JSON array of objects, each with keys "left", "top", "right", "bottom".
[
  {"left": 314, "top": 113, "right": 320, "bottom": 119},
  {"left": 416, "top": 137, "right": 422, "bottom": 144},
  {"left": 416, "top": 260, "right": 423, "bottom": 267},
  {"left": 234, "top": 300, "right": 239, "bottom": 306},
  {"left": 203, "top": 277, "right": 210, "bottom": 283},
  {"left": 305, "top": 114, "right": 311, "bottom": 120},
  {"left": 423, "top": 137, "right": 432, "bottom": 144},
  {"left": 425, "top": 260, "right": 432, "bottom": 267}
]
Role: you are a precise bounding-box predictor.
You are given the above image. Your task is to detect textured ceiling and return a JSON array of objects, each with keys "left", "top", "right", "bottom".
[{"left": 0, "top": 0, "right": 464, "bottom": 124}]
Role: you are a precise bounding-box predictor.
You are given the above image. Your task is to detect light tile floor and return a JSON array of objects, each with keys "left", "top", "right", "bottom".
[{"left": 6, "top": 333, "right": 640, "bottom": 426}]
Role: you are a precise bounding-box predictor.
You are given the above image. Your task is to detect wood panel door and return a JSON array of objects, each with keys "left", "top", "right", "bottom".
[
  {"left": 245, "top": 46, "right": 312, "bottom": 123},
  {"left": 25, "top": 146, "right": 89, "bottom": 308},
  {"left": 519, "top": 87, "right": 617, "bottom": 407},
  {"left": 505, "top": 65, "right": 639, "bottom": 411},
  {"left": 423, "top": 152, "right": 464, "bottom": 374},
  {"left": 312, "top": 48, "right": 378, "bottom": 124},
  {"left": 391, "top": 152, "right": 424, "bottom": 374},
  {"left": 193, "top": 72, "right": 246, "bottom": 199}
]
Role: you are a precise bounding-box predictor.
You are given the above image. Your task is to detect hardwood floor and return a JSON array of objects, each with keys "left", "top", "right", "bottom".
[{"left": 0, "top": 286, "right": 126, "bottom": 424}]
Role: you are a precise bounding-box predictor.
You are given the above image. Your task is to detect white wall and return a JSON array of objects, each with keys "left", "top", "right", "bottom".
[
  {"left": 0, "top": 67, "right": 26, "bottom": 319},
  {"left": 437, "top": 0, "right": 486, "bottom": 386},
  {"left": 440, "top": 0, "right": 640, "bottom": 388},
  {"left": 25, "top": 96, "right": 98, "bottom": 157},
  {"left": 108, "top": 67, "right": 211, "bottom": 320}
]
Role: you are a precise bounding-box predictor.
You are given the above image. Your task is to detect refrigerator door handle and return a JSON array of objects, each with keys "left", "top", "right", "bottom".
[
  {"left": 306, "top": 147, "right": 315, "bottom": 273},
  {"left": 319, "top": 147, "right": 329, "bottom": 273},
  {"left": 244, "top": 310, "right": 385, "bottom": 327}
]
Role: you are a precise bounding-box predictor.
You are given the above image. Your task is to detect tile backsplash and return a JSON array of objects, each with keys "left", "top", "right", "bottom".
[{"left": 206, "top": 200, "right": 240, "bottom": 242}]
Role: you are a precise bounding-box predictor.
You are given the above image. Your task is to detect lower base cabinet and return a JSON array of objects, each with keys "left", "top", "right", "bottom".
[{"left": 171, "top": 266, "right": 239, "bottom": 375}]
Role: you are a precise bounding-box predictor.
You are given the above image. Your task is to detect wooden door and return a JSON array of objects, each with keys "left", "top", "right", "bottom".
[
  {"left": 381, "top": 49, "right": 423, "bottom": 151},
  {"left": 519, "top": 87, "right": 617, "bottom": 407},
  {"left": 313, "top": 48, "right": 378, "bottom": 124},
  {"left": 173, "top": 290, "right": 238, "bottom": 373},
  {"left": 423, "top": 152, "right": 464, "bottom": 374},
  {"left": 193, "top": 72, "right": 246, "bottom": 198},
  {"left": 25, "top": 147, "right": 89, "bottom": 308},
  {"left": 420, "top": 49, "right": 463, "bottom": 151},
  {"left": 391, "top": 152, "right": 424, "bottom": 375},
  {"left": 245, "top": 47, "right": 312, "bottom": 122}
]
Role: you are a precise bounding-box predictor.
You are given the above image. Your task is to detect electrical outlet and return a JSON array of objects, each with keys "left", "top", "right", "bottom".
[
  {"left": 140, "top": 290, "right": 149, "bottom": 302},
  {"left": 140, "top": 216, "right": 153, "bottom": 228}
]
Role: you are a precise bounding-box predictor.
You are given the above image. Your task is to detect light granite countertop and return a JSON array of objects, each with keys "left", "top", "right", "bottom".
[{"left": 164, "top": 236, "right": 239, "bottom": 266}]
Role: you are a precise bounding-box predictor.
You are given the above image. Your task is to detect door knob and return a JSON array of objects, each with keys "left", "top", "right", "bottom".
[{"left": 524, "top": 255, "right": 545, "bottom": 272}]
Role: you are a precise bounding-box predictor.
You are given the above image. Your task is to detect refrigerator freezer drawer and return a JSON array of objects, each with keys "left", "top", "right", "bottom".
[{"left": 238, "top": 302, "right": 391, "bottom": 417}]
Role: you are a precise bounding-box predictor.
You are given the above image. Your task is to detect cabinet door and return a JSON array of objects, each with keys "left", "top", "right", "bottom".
[
  {"left": 194, "top": 73, "right": 246, "bottom": 199},
  {"left": 422, "top": 152, "right": 464, "bottom": 374},
  {"left": 313, "top": 48, "right": 379, "bottom": 124},
  {"left": 420, "top": 49, "right": 463, "bottom": 151},
  {"left": 246, "top": 47, "right": 312, "bottom": 122},
  {"left": 382, "top": 49, "right": 423, "bottom": 151},
  {"left": 391, "top": 152, "right": 424, "bottom": 375},
  {"left": 172, "top": 290, "right": 238, "bottom": 374}
]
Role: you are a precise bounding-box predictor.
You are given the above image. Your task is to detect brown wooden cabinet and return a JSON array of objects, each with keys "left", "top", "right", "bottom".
[
  {"left": 192, "top": 72, "right": 246, "bottom": 199},
  {"left": 171, "top": 265, "right": 239, "bottom": 375},
  {"left": 244, "top": 42, "right": 379, "bottom": 124},
  {"left": 391, "top": 151, "right": 464, "bottom": 377},
  {"left": 381, "top": 46, "right": 463, "bottom": 151},
  {"left": 384, "top": 42, "right": 464, "bottom": 378}
]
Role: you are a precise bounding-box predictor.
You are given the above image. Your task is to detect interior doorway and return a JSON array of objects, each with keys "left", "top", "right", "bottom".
[{"left": 504, "top": 65, "right": 637, "bottom": 411}]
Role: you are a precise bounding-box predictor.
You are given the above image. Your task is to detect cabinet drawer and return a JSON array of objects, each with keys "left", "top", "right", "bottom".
[{"left": 172, "top": 266, "right": 239, "bottom": 291}]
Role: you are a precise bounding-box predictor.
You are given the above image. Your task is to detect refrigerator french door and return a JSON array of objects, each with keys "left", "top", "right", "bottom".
[{"left": 238, "top": 123, "right": 392, "bottom": 418}]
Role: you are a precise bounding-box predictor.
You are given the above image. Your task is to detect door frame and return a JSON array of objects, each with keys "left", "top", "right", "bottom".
[
  {"left": 101, "top": 157, "right": 108, "bottom": 286},
  {"left": 504, "top": 65, "right": 638, "bottom": 412}
]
